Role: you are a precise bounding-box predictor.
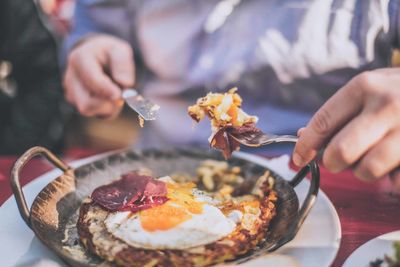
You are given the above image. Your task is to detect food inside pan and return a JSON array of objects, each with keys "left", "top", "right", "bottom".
[{"left": 77, "top": 160, "right": 277, "bottom": 267}]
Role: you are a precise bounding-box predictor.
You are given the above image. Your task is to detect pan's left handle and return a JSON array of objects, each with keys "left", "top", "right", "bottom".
[{"left": 10, "top": 146, "right": 72, "bottom": 229}]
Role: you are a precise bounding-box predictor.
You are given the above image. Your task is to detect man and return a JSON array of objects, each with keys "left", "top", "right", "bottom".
[
  {"left": 0, "top": 0, "right": 69, "bottom": 154},
  {"left": 63, "top": 0, "right": 400, "bottom": 188}
]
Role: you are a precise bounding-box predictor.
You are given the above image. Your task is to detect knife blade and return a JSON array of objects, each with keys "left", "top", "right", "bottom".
[{"left": 122, "top": 89, "right": 160, "bottom": 121}]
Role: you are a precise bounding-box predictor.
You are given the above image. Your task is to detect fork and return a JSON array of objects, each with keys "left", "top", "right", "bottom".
[{"left": 229, "top": 130, "right": 298, "bottom": 147}]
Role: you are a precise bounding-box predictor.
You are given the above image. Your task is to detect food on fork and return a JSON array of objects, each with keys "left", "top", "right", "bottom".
[
  {"left": 188, "top": 88, "right": 261, "bottom": 158},
  {"left": 77, "top": 164, "right": 277, "bottom": 267},
  {"left": 138, "top": 115, "right": 145, "bottom": 128}
]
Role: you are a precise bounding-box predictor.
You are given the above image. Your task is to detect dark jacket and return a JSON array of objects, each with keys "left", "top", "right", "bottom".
[{"left": 0, "top": 0, "right": 70, "bottom": 154}]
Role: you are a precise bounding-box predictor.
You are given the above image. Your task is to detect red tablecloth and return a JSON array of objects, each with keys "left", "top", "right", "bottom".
[{"left": 0, "top": 149, "right": 399, "bottom": 267}]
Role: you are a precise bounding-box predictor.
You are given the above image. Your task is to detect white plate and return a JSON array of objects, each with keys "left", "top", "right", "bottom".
[
  {"left": 0, "top": 152, "right": 341, "bottom": 267},
  {"left": 343, "top": 230, "right": 400, "bottom": 267}
]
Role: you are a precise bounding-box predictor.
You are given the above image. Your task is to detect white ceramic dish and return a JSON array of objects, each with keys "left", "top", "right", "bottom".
[
  {"left": 0, "top": 152, "right": 341, "bottom": 267},
  {"left": 343, "top": 230, "right": 400, "bottom": 267}
]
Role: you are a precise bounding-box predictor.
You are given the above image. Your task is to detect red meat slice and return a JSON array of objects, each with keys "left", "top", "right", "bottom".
[
  {"left": 211, "top": 123, "right": 261, "bottom": 159},
  {"left": 120, "top": 196, "right": 169, "bottom": 213},
  {"left": 91, "top": 172, "right": 168, "bottom": 212}
]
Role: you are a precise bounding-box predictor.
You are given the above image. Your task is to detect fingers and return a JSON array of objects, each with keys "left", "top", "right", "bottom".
[
  {"left": 353, "top": 129, "right": 400, "bottom": 181},
  {"left": 107, "top": 43, "right": 135, "bottom": 88},
  {"left": 64, "top": 66, "right": 123, "bottom": 118},
  {"left": 322, "top": 109, "right": 393, "bottom": 172},
  {"left": 70, "top": 50, "right": 121, "bottom": 100},
  {"left": 297, "top": 127, "right": 305, "bottom": 137},
  {"left": 64, "top": 34, "right": 135, "bottom": 118},
  {"left": 293, "top": 77, "right": 364, "bottom": 167},
  {"left": 75, "top": 85, "right": 123, "bottom": 118}
]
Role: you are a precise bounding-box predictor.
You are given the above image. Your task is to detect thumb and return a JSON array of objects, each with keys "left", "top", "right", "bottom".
[
  {"left": 108, "top": 43, "right": 135, "bottom": 88},
  {"left": 297, "top": 127, "right": 306, "bottom": 137}
]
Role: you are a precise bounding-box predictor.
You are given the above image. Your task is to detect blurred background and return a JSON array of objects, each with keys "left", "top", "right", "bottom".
[
  {"left": 1, "top": 0, "right": 400, "bottom": 155},
  {"left": 40, "top": 0, "right": 141, "bottom": 152},
  {"left": 0, "top": 0, "right": 140, "bottom": 155}
]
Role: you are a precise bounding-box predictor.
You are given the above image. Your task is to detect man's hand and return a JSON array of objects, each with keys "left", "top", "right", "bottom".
[
  {"left": 64, "top": 34, "right": 135, "bottom": 118},
  {"left": 293, "top": 68, "right": 400, "bottom": 189}
]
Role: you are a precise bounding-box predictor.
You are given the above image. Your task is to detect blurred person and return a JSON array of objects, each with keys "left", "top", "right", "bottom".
[
  {"left": 63, "top": 0, "right": 400, "bottom": 188},
  {"left": 0, "top": 0, "right": 70, "bottom": 154}
]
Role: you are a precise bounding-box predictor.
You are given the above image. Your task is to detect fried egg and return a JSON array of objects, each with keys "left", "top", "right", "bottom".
[{"left": 104, "top": 177, "right": 239, "bottom": 250}]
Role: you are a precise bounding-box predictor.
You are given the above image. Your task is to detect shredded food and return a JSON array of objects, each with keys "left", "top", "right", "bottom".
[{"left": 188, "top": 88, "right": 261, "bottom": 158}]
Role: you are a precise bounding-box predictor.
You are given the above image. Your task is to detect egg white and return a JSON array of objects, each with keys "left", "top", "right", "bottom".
[{"left": 104, "top": 203, "right": 237, "bottom": 250}]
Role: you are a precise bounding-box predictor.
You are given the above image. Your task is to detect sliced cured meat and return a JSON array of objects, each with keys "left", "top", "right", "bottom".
[
  {"left": 211, "top": 128, "right": 241, "bottom": 159},
  {"left": 120, "top": 196, "right": 169, "bottom": 213},
  {"left": 91, "top": 172, "right": 168, "bottom": 212},
  {"left": 141, "top": 177, "right": 167, "bottom": 197},
  {"left": 211, "top": 124, "right": 261, "bottom": 159}
]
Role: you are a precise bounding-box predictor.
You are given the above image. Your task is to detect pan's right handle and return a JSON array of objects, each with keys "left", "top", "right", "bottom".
[
  {"left": 10, "top": 146, "right": 72, "bottom": 229},
  {"left": 267, "top": 160, "right": 320, "bottom": 252}
]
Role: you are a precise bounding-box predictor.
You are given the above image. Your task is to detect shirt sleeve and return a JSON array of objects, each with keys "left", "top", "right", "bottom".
[
  {"left": 64, "top": 0, "right": 101, "bottom": 56},
  {"left": 62, "top": 0, "right": 132, "bottom": 64}
]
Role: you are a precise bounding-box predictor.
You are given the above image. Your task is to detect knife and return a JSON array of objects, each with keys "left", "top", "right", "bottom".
[{"left": 122, "top": 88, "right": 160, "bottom": 121}]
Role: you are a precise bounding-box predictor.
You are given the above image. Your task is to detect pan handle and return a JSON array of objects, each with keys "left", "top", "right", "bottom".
[
  {"left": 267, "top": 160, "right": 320, "bottom": 252},
  {"left": 10, "top": 146, "right": 72, "bottom": 228}
]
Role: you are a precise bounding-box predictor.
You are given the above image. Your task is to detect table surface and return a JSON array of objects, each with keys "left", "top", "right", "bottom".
[{"left": 0, "top": 148, "right": 399, "bottom": 267}]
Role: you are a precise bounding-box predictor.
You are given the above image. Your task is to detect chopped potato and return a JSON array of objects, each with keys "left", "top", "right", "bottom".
[{"left": 188, "top": 87, "right": 258, "bottom": 132}]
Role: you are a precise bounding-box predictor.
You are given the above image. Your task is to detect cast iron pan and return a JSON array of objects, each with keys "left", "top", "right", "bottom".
[{"left": 10, "top": 146, "right": 319, "bottom": 266}]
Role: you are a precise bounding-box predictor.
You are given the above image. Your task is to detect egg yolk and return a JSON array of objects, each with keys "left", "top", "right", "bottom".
[
  {"left": 140, "top": 182, "right": 204, "bottom": 231},
  {"left": 227, "top": 105, "right": 238, "bottom": 125}
]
